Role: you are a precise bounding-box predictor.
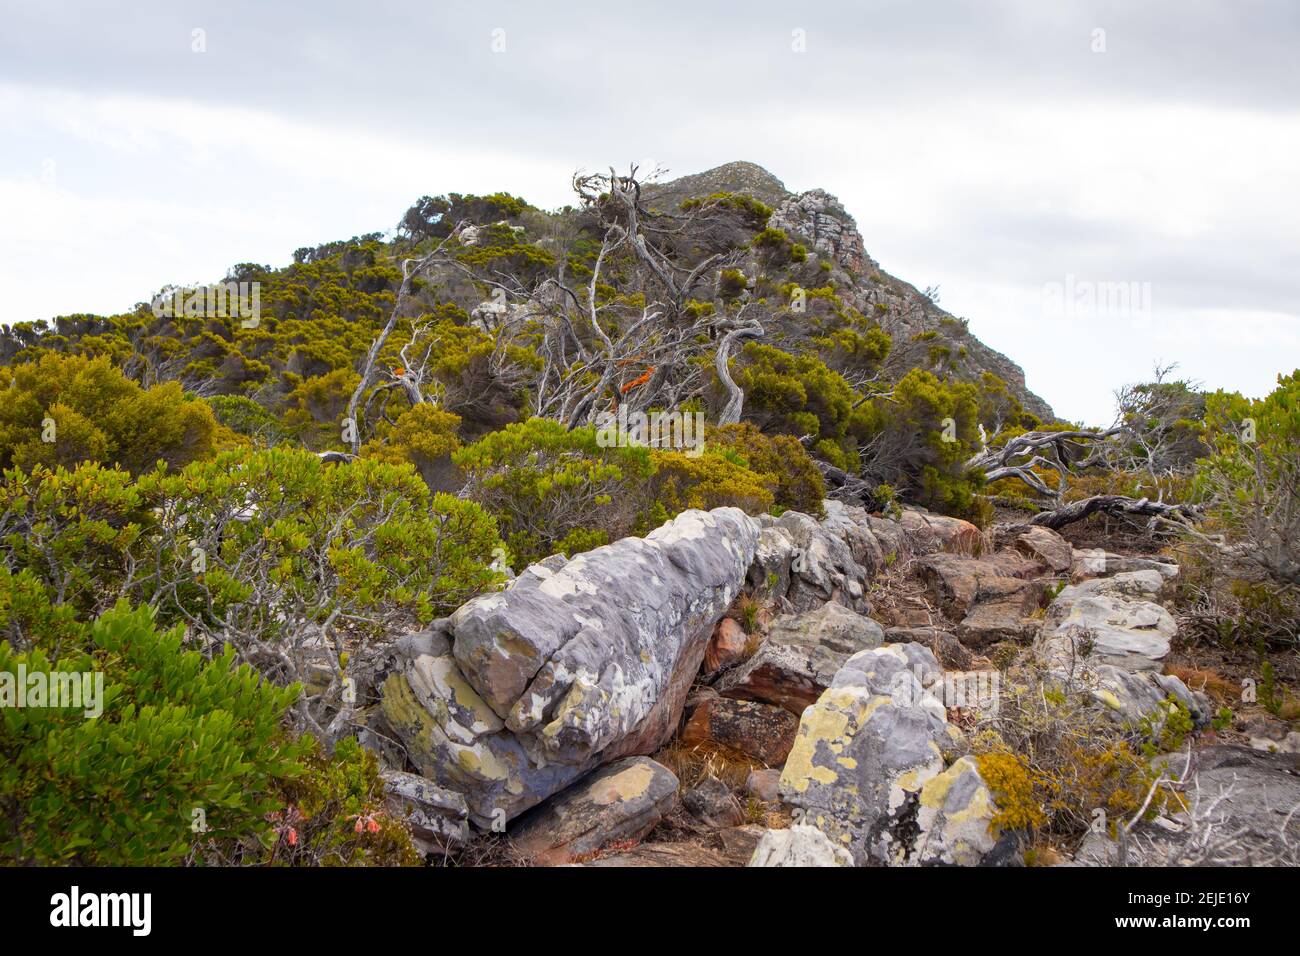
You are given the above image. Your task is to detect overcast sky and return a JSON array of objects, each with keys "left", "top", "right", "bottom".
[{"left": 2, "top": 0, "right": 1297, "bottom": 425}]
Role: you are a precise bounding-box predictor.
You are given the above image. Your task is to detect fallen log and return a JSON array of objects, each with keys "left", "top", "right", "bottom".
[{"left": 1029, "top": 494, "right": 1201, "bottom": 531}]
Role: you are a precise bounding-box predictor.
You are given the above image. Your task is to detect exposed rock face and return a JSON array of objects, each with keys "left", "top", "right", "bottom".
[
  {"left": 913, "top": 756, "right": 1012, "bottom": 866},
  {"left": 1038, "top": 583, "right": 1177, "bottom": 672},
  {"left": 748, "top": 825, "right": 853, "bottom": 867},
  {"left": 380, "top": 507, "right": 759, "bottom": 827},
  {"left": 770, "top": 188, "right": 874, "bottom": 275},
  {"left": 780, "top": 643, "right": 973, "bottom": 865},
  {"left": 510, "top": 757, "right": 680, "bottom": 865},
  {"left": 714, "top": 603, "right": 886, "bottom": 715},
  {"left": 703, "top": 617, "right": 749, "bottom": 676},
  {"left": 680, "top": 697, "right": 800, "bottom": 766}
]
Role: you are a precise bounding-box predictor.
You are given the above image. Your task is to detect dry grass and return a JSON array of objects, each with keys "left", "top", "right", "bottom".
[
  {"left": 654, "top": 738, "right": 765, "bottom": 790},
  {"left": 1163, "top": 664, "right": 1238, "bottom": 706}
]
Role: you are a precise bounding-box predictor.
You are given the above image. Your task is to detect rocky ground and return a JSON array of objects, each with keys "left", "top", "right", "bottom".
[{"left": 363, "top": 501, "right": 1299, "bottom": 867}]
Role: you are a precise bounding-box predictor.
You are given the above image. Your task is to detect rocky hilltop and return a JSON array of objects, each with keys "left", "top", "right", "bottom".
[{"left": 647, "top": 162, "right": 1054, "bottom": 421}]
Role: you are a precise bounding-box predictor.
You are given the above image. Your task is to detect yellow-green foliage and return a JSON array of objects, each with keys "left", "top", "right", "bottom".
[
  {"left": 648, "top": 448, "right": 775, "bottom": 519},
  {"left": 975, "top": 749, "right": 1046, "bottom": 832},
  {"left": 712, "top": 422, "right": 826, "bottom": 516},
  {"left": 0, "top": 353, "right": 228, "bottom": 473},
  {"left": 361, "top": 403, "right": 463, "bottom": 490},
  {"left": 733, "top": 342, "right": 871, "bottom": 470},
  {"left": 453, "top": 418, "right": 655, "bottom": 566}
]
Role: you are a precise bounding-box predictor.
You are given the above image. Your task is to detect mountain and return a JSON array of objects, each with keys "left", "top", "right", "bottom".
[{"left": 648, "top": 162, "right": 1054, "bottom": 421}]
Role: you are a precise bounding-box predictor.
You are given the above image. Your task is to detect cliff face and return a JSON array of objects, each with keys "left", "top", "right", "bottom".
[{"left": 647, "top": 162, "right": 1055, "bottom": 422}]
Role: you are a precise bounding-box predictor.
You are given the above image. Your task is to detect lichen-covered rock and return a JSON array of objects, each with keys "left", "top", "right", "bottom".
[
  {"left": 884, "top": 626, "right": 976, "bottom": 670},
  {"left": 1038, "top": 586, "right": 1177, "bottom": 672},
  {"left": 778, "top": 644, "right": 957, "bottom": 865},
  {"left": 680, "top": 696, "right": 799, "bottom": 766},
  {"left": 381, "top": 769, "right": 471, "bottom": 855},
  {"left": 913, "top": 757, "right": 1020, "bottom": 866},
  {"left": 380, "top": 507, "right": 759, "bottom": 827},
  {"left": 713, "top": 603, "right": 885, "bottom": 715},
  {"left": 1078, "top": 664, "right": 1212, "bottom": 731},
  {"left": 510, "top": 757, "right": 680, "bottom": 865},
  {"left": 748, "top": 824, "right": 854, "bottom": 867}
]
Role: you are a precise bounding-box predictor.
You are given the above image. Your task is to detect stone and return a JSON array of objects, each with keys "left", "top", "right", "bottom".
[
  {"left": 1080, "top": 664, "right": 1212, "bottom": 731},
  {"left": 1072, "top": 746, "right": 1300, "bottom": 866},
  {"left": 1071, "top": 549, "right": 1179, "bottom": 582},
  {"left": 510, "top": 757, "right": 680, "bottom": 865},
  {"left": 748, "top": 824, "right": 853, "bottom": 867},
  {"left": 1065, "top": 569, "right": 1168, "bottom": 602},
  {"left": 583, "top": 826, "right": 766, "bottom": 867},
  {"left": 916, "top": 553, "right": 1041, "bottom": 619},
  {"left": 380, "top": 507, "right": 759, "bottom": 827},
  {"left": 761, "top": 510, "right": 870, "bottom": 613},
  {"left": 745, "top": 768, "right": 783, "bottom": 803},
  {"left": 680, "top": 697, "right": 800, "bottom": 766},
  {"left": 703, "top": 617, "right": 749, "bottom": 675},
  {"left": 682, "top": 777, "right": 745, "bottom": 828},
  {"left": 381, "top": 770, "right": 471, "bottom": 855},
  {"left": 746, "top": 525, "right": 795, "bottom": 602},
  {"left": 778, "top": 643, "right": 957, "bottom": 865},
  {"left": 884, "top": 626, "right": 976, "bottom": 670},
  {"left": 914, "top": 756, "right": 1020, "bottom": 866},
  {"left": 1038, "top": 587, "right": 1177, "bottom": 672},
  {"left": 899, "top": 510, "right": 983, "bottom": 556},
  {"left": 769, "top": 188, "right": 872, "bottom": 274},
  {"left": 1010, "top": 525, "right": 1073, "bottom": 572},
  {"left": 956, "top": 580, "right": 1045, "bottom": 648},
  {"left": 714, "top": 604, "right": 885, "bottom": 715}
]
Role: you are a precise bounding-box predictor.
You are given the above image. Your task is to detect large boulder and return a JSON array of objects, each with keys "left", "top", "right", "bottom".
[
  {"left": 510, "top": 757, "right": 680, "bottom": 865},
  {"left": 380, "top": 507, "right": 759, "bottom": 827},
  {"left": 714, "top": 603, "right": 885, "bottom": 714},
  {"left": 916, "top": 553, "right": 1041, "bottom": 619},
  {"left": 779, "top": 644, "right": 952, "bottom": 864},
  {"left": 1038, "top": 584, "right": 1177, "bottom": 672}
]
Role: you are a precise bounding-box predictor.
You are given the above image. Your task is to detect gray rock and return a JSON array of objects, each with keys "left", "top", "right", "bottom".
[
  {"left": 1071, "top": 549, "right": 1179, "bottom": 582},
  {"left": 381, "top": 769, "right": 471, "bottom": 854},
  {"left": 380, "top": 507, "right": 759, "bottom": 827},
  {"left": 1038, "top": 587, "right": 1177, "bottom": 672},
  {"left": 510, "top": 756, "right": 680, "bottom": 865},
  {"left": 779, "top": 643, "right": 954, "bottom": 865},
  {"left": 1072, "top": 746, "right": 1300, "bottom": 866},
  {"left": 714, "top": 604, "right": 885, "bottom": 715},
  {"left": 745, "top": 768, "right": 783, "bottom": 803},
  {"left": 748, "top": 824, "right": 853, "bottom": 867}
]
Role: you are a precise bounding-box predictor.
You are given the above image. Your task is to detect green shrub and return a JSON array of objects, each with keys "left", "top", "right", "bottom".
[
  {"left": 0, "top": 353, "right": 228, "bottom": 474},
  {"left": 712, "top": 422, "right": 826, "bottom": 516},
  {"left": 0, "top": 602, "right": 310, "bottom": 865},
  {"left": 453, "top": 418, "right": 654, "bottom": 565}
]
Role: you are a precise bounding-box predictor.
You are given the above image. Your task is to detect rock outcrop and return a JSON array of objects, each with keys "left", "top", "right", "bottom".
[
  {"left": 380, "top": 507, "right": 759, "bottom": 827},
  {"left": 778, "top": 643, "right": 1015, "bottom": 865}
]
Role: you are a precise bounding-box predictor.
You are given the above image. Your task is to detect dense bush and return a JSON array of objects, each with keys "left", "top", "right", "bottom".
[
  {"left": 454, "top": 418, "right": 654, "bottom": 566},
  {"left": 0, "top": 353, "right": 228, "bottom": 473},
  {"left": 0, "top": 602, "right": 309, "bottom": 865},
  {"left": 711, "top": 422, "right": 826, "bottom": 516}
]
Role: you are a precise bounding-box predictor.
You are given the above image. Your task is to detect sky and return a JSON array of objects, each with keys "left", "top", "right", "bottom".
[{"left": 1, "top": 0, "right": 1297, "bottom": 426}]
